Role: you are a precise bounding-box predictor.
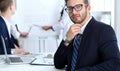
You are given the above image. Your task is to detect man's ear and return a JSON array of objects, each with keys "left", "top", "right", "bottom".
[
  {"left": 87, "top": 5, "right": 91, "bottom": 11},
  {"left": 9, "top": 3, "right": 14, "bottom": 11},
  {"left": 9, "top": 5, "right": 12, "bottom": 11}
]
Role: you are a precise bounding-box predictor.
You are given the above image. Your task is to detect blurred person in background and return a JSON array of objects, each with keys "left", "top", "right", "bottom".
[{"left": 0, "top": 0, "right": 29, "bottom": 55}]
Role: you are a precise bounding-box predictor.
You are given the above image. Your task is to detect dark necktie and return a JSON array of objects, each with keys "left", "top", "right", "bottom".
[
  {"left": 71, "top": 34, "right": 81, "bottom": 71},
  {"left": 15, "top": 24, "right": 20, "bottom": 32}
]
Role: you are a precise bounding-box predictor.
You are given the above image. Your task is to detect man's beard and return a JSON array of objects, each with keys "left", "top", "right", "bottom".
[{"left": 71, "top": 11, "right": 87, "bottom": 24}]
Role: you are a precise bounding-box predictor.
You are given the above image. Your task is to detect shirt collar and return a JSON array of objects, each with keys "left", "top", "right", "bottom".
[{"left": 80, "top": 16, "right": 92, "bottom": 34}]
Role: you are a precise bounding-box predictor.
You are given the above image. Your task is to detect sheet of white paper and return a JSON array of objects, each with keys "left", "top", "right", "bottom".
[{"left": 30, "top": 55, "right": 54, "bottom": 65}]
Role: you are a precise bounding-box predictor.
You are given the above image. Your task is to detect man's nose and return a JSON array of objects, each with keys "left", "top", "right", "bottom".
[{"left": 72, "top": 8, "right": 77, "bottom": 14}]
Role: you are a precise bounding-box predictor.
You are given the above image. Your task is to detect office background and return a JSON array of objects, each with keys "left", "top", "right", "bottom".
[{"left": 11, "top": 0, "right": 120, "bottom": 54}]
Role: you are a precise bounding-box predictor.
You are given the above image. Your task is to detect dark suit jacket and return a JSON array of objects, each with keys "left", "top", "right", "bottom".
[
  {"left": 54, "top": 17, "right": 120, "bottom": 71},
  {"left": 0, "top": 16, "right": 14, "bottom": 54}
]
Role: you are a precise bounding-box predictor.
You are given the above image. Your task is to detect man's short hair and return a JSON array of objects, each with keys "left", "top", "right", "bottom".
[
  {"left": 65, "top": 0, "right": 90, "bottom": 5},
  {"left": 0, "top": 0, "right": 13, "bottom": 12}
]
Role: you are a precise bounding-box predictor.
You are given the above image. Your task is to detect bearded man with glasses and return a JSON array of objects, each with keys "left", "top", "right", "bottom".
[{"left": 54, "top": 0, "right": 120, "bottom": 71}]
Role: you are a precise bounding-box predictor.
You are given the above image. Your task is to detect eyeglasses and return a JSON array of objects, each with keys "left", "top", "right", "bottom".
[{"left": 65, "top": 4, "right": 88, "bottom": 13}]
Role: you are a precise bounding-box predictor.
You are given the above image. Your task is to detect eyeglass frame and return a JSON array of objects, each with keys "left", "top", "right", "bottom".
[{"left": 65, "top": 4, "right": 88, "bottom": 13}]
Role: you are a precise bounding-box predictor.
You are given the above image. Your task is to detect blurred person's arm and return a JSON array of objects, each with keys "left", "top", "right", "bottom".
[
  {"left": 42, "top": 26, "right": 55, "bottom": 31},
  {"left": 19, "top": 31, "right": 29, "bottom": 37},
  {"left": 12, "top": 45, "right": 30, "bottom": 55},
  {"left": 14, "top": 24, "right": 28, "bottom": 37},
  {"left": 42, "top": 26, "right": 53, "bottom": 31}
]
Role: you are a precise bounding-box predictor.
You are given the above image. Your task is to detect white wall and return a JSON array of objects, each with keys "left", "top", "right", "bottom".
[
  {"left": 13, "top": 0, "right": 64, "bottom": 32},
  {"left": 11, "top": 0, "right": 65, "bottom": 54},
  {"left": 115, "top": 0, "right": 120, "bottom": 48}
]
